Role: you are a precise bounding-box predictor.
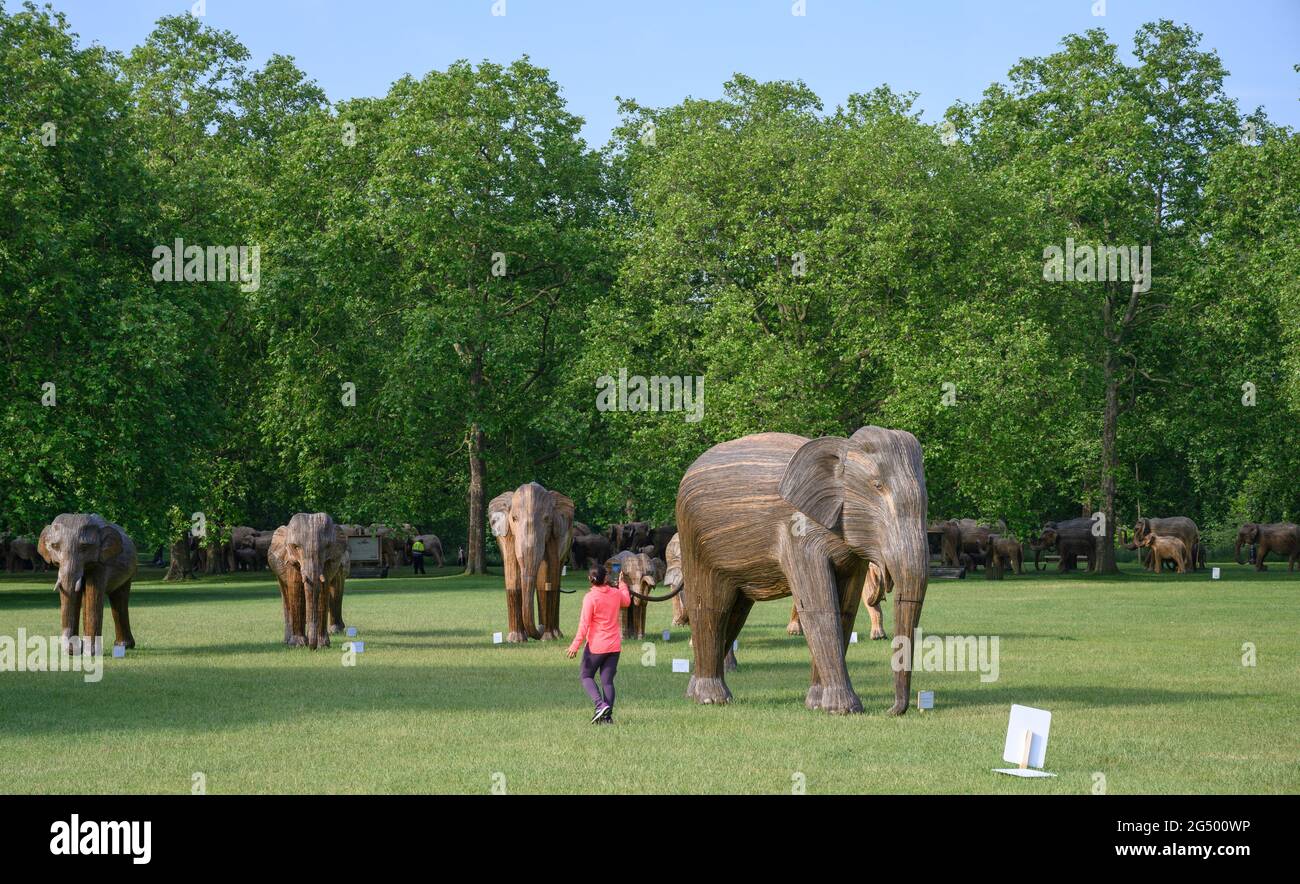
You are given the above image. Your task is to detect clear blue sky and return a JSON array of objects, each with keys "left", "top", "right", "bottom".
[{"left": 48, "top": 0, "right": 1299, "bottom": 147}]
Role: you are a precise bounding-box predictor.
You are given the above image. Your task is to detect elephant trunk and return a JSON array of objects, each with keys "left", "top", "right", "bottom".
[
  {"left": 517, "top": 550, "right": 542, "bottom": 640},
  {"left": 1234, "top": 535, "right": 1245, "bottom": 565},
  {"left": 1034, "top": 546, "right": 1044, "bottom": 571},
  {"left": 884, "top": 536, "right": 928, "bottom": 716},
  {"left": 57, "top": 562, "right": 85, "bottom": 595}
]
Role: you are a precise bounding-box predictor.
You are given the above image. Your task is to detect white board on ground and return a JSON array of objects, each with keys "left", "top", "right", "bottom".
[{"left": 671, "top": 658, "right": 689, "bottom": 673}]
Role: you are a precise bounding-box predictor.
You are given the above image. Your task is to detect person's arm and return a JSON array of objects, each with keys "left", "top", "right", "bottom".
[
  {"left": 617, "top": 578, "right": 631, "bottom": 608},
  {"left": 567, "top": 594, "right": 593, "bottom": 655}
]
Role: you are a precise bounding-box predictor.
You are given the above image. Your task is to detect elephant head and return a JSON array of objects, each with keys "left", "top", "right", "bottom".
[
  {"left": 1029, "top": 525, "right": 1059, "bottom": 570},
  {"left": 39, "top": 514, "right": 124, "bottom": 597},
  {"left": 490, "top": 483, "right": 574, "bottom": 640},
  {"left": 269, "top": 513, "right": 347, "bottom": 649},
  {"left": 778, "top": 425, "right": 929, "bottom": 715},
  {"left": 1132, "top": 518, "right": 1154, "bottom": 547},
  {"left": 1235, "top": 523, "right": 1260, "bottom": 564}
]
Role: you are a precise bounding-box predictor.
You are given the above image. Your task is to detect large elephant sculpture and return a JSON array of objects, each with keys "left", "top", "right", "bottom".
[
  {"left": 663, "top": 532, "right": 738, "bottom": 671},
  {"left": 268, "top": 513, "right": 349, "bottom": 649},
  {"left": 6, "top": 536, "right": 48, "bottom": 572},
  {"left": 1235, "top": 522, "right": 1300, "bottom": 571},
  {"left": 928, "top": 520, "right": 961, "bottom": 566},
  {"left": 604, "top": 549, "right": 664, "bottom": 640},
  {"left": 1030, "top": 518, "right": 1097, "bottom": 571},
  {"left": 489, "top": 483, "right": 574, "bottom": 642},
  {"left": 1133, "top": 517, "right": 1201, "bottom": 572},
  {"left": 676, "top": 426, "right": 929, "bottom": 715},
  {"left": 37, "top": 514, "right": 138, "bottom": 653},
  {"left": 569, "top": 531, "right": 614, "bottom": 570},
  {"left": 946, "top": 518, "right": 1006, "bottom": 570}
]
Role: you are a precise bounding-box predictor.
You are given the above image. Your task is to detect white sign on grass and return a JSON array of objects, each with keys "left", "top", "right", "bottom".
[
  {"left": 993, "top": 704, "right": 1056, "bottom": 778},
  {"left": 850, "top": 631, "right": 859, "bottom": 644},
  {"left": 1212, "top": 567, "right": 1221, "bottom": 579},
  {"left": 492, "top": 632, "right": 502, "bottom": 644},
  {"left": 671, "top": 658, "right": 689, "bottom": 673}
]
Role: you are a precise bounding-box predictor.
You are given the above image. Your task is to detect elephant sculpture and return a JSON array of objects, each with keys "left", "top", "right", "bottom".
[
  {"left": 268, "top": 513, "right": 349, "bottom": 649},
  {"left": 6, "top": 536, "right": 48, "bottom": 572},
  {"left": 1139, "top": 533, "right": 1189, "bottom": 573},
  {"left": 947, "top": 518, "right": 1006, "bottom": 570},
  {"left": 928, "top": 520, "right": 961, "bottom": 566},
  {"left": 663, "top": 532, "right": 738, "bottom": 671},
  {"left": 1234, "top": 522, "right": 1300, "bottom": 571},
  {"left": 1030, "top": 518, "right": 1097, "bottom": 571},
  {"left": 604, "top": 549, "right": 665, "bottom": 640},
  {"left": 406, "top": 534, "right": 444, "bottom": 568},
  {"left": 604, "top": 521, "right": 647, "bottom": 552},
  {"left": 649, "top": 523, "right": 676, "bottom": 560},
  {"left": 978, "top": 533, "right": 1024, "bottom": 574},
  {"left": 676, "top": 426, "right": 929, "bottom": 715},
  {"left": 1133, "top": 517, "right": 1201, "bottom": 572},
  {"left": 489, "top": 482, "right": 574, "bottom": 642},
  {"left": 37, "top": 514, "right": 138, "bottom": 653},
  {"left": 569, "top": 531, "right": 614, "bottom": 571}
]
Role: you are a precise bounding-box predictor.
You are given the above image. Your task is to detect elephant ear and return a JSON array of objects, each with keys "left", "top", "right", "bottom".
[
  {"left": 268, "top": 526, "right": 291, "bottom": 571},
  {"left": 778, "top": 436, "right": 848, "bottom": 532},
  {"left": 37, "top": 523, "right": 56, "bottom": 565},
  {"left": 488, "top": 491, "right": 514, "bottom": 539},
  {"left": 549, "top": 491, "right": 575, "bottom": 549},
  {"left": 98, "top": 523, "right": 124, "bottom": 563}
]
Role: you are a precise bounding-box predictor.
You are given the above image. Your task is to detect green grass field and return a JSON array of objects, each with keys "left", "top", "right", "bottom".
[{"left": 0, "top": 562, "right": 1295, "bottom": 794}]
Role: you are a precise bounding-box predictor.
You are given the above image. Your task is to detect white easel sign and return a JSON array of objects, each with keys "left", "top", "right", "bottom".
[{"left": 993, "top": 704, "right": 1057, "bottom": 778}]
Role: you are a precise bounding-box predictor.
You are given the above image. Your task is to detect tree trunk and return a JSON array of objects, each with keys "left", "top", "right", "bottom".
[
  {"left": 1097, "top": 341, "right": 1120, "bottom": 575},
  {"left": 466, "top": 423, "right": 486, "bottom": 575}
]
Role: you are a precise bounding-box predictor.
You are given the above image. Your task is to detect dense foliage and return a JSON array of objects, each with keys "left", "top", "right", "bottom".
[{"left": 1, "top": 3, "right": 1295, "bottom": 568}]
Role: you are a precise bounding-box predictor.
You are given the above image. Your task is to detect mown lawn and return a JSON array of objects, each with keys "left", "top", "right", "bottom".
[{"left": 0, "top": 561, "right": 1295, "bottom": 794}]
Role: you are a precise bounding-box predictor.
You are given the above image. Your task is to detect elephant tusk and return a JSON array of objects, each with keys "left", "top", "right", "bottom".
[{"left": 626, "top": 585, "right": 684, "bottom": 603}]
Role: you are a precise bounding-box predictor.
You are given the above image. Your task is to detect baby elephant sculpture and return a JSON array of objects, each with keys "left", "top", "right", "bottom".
[
  {"left": 604, "top": 550, "right": 664, "bottom": 640},
  {"left": 268, "top": 513, "right": 349, "bottom": 649},
  {"left": 38, "top": 514, "right": 138, "bottom": 654},
  {"left": 979, "top": 534, "right": 1024, "bottom": 575},
  {"left": 1140, "top": 533, "right": 1189, "bottom": 573}
]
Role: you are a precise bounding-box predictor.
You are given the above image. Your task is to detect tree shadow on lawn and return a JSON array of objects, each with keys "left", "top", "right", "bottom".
[{"left": 0, "top": 663, "right": 611, "bottom": 737}]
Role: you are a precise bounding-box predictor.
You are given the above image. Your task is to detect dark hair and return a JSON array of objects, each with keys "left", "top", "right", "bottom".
[{"left": 588, "top": 565, "right": 607, "bottom": 585}]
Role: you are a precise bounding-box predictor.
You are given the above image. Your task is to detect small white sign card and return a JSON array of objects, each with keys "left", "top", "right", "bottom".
[
  {"left": 350, "top": 641, "right": 365, "bottom": 654},
  {"left": 492, "top": 632, "right": 503, "bottom": 644},
  {"left": 346, "top": 627, "right": 357, "bottom": 637},
  {"left": 917, "top": 690, "right": 934, "bottom": 711},
  {"left": 662, "top": 629, "right": 671, "bottom": 641},
  {"left": 112, "top": 644, "right": 125, "bottom": 659},
  {"left": 671, "top": 658, "right": 690, "bottom": 673},
  {"left": 993, "top": 704, "right": 1056, "bottom": 778},
  {"left": 1212, "top": 567, "right": 1221, "bottom": 579},
  {"left": 849, "top": 631, "right": 859, "bottom": 644}
]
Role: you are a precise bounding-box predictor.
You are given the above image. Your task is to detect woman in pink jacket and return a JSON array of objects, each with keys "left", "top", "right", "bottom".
[{"left": 566, "top": 564, "right": 631, "bottom": 724}]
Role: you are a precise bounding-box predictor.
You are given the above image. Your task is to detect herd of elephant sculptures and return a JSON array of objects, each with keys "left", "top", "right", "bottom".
[{"left": 8, "top": 425, "right": 1300, "bottom": 716}]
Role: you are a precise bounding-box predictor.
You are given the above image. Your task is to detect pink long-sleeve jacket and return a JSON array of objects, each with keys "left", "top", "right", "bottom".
[{"left": 567, "top": 582, "right": 631, "bottom": 655}]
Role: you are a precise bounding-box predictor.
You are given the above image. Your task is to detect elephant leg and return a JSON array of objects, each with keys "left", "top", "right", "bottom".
[
  {"left": 671, "top": 593, "right": 688, "bottom": 627},
  {"left": 683, "top": 565, "right": 735, "bottom": 706},
  {"left": 786, "top": 602, "right": 802, "bottom": 635},
  {"left": 80, "top": 577, "right": 105, "bottom": 657},
  {"left": 720, "top": 595, "right": 751, "bottom": 673},
  {"left": 108, "top": 583, "right": 135, "bottom": 649},
  {"left": 1256, "top": 544, "right": 1269, "bottom": 571},
  {"left": 287, "top": 574, "right": 307, "bottom": 646},
  {"left": 59, "top": 590, "right": 82, "bottom": 654},
  {"left": 327, "top": 579, "right": 345, "bottom": 634},
  {"left": 785, "top": 543, "right": 860, "bottom": 715},
  {"left": 505, "top": 584, "right": 527, "bottom": 642},
  {"left": 543, "top": 551, "right": 563, "bottom": 640}
]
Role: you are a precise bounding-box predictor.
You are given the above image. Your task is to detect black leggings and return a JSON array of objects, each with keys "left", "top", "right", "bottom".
[{"left": 580, "top": 647, "right": 620, "bottom": 709}]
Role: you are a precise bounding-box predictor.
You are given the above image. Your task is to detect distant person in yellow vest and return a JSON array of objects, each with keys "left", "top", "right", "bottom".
[{"left": 411, "top": 537, "right": 426, "bottom": 575}]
